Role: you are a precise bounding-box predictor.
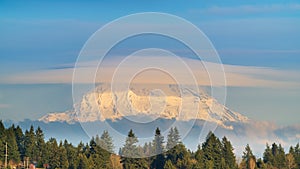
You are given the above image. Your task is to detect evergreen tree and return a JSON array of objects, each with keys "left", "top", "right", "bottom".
[
  {"left": 173, "top": 127, "right": 180, "bottom": 144},
  {"left": 0, "top": 120, "right": 5, "bottom": 137},
  {"left": 142, "top": 142, "right": 152, "bottom": 167},
  {"left": 265, "top": 142, "right": 287, "bottom": 168},
  {"left": 194, "top": 145, "right": 204, "bottom": 169},
  {"left": 1, "top": 123, "right": 299, "bottom": 169},
  {"left": 47, "top": 138, "right": 60, "bottom": 169},
  {"left": 271, "top": 142, "right": 279, "bottom": 167},
  {"left": 121, "top": 129, "right": 139, "bottom": 158},
  {"left": 0, "top": 121, "right": 6, "bottom": 163},
  {"left": 292, "top": 143, "right": 300, "bottom": 169},
  {"left": 64, "top": 140, "right": 78, "bottom": 169},
  {"left": 77, "top": 141, "right": 85, "bottom": 155},
  {"left": 0, "top": 139, "right": 3, "bottom": 163},
  {"left": 263, "top": 143, "right": 273, "bottom": 165},
  {"left": 59, "top": 141, "right": 69, "bottom": 169},
  {"left": 24, "top": 125, "right": 36, "bottom": 162},
  {"left": 88, "top": 137, "right": 111, "bottom": 169},
  {"left": 77, "top": 153, "right": 90, "bottom": 169},
  {"left": 221, "top": 136, "right": 237, "bottom": 169},
  {"left": 35, "top": 126, "right": 45, "bottom": 166},
  {"left": 97, "top": 130, "right": 114, "bottom": 153},
  {"left": 143, "top": 142, "right": 152, "bottom": 157},
  {"left": 276, "top": 144, "right": 286, "bottom": 168},
  {"left": 166, "top": 127, "right": 174, "bottom": 150},
  {"left": 6, "top": 126, "right": 21, "bottom": 164},
  {"left": 286, "top": 153, "right": 297, "bottom": 169},
  {"left": 164, "top": 159, "right": 176, "bottom": 169},
  {"left": 121, "top": 129, "right": 148, "bottom": 169},
  {"left": 255, "top": 158, "right": 265, "bottom": 169},
  {"left": 202, "top": 131, "right": 222, "bottom": 169},
  {"left": 166, "top": 143, "right": 191, "bottom": 168},
  {"left": 242, "top": 144, "right": 256, "bottom": 169},
  {"left": 166, "top": 127, "right": 181, "bottom": 150},
  {"left": 151, "top": 127, "right": 165, "bottom": 169},
  {"left": 14, "top": 125, "right": 25, "bottom": 160}
]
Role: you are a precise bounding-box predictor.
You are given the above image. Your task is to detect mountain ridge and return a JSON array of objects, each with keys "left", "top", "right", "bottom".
[{"left": 39, "top": 84, "right": 248, "bottom": 130}]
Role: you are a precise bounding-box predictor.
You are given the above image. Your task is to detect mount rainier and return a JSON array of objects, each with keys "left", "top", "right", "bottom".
[{"left": 40, "top": 83, "right": 248, "bottom": 129}]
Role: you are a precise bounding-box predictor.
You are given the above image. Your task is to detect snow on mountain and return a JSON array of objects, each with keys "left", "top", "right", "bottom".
[
  {"left": 39, "top": 110, "right": 75, "bottom": 124},
  {"left": 39, "top": 84, "right": 248, "bottom": 128}
]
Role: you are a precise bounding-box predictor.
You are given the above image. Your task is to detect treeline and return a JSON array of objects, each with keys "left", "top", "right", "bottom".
[{"left": 0, "top": 121, "right": 300, "bottom": 169}]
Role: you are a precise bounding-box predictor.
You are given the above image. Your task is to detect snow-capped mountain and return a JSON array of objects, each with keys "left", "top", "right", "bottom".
[
  {"left": 39, "top": 84, "right": 248, "bottom": 128},
  {"left": 35, "top": 84, "right": 300, "bottom": 156}
]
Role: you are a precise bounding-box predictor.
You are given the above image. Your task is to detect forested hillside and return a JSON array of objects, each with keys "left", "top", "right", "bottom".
[{"left": 0, "top": 121, "right": 299, "bottom": 169}]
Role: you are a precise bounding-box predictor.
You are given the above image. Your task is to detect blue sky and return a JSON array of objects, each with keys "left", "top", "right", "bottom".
[{"left": 0, "top": 1, "right": 300, "bottom": 124}]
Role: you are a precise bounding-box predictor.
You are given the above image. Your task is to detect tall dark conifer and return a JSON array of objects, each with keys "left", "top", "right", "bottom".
[
  {"left": 24, "top": 125, "right": 36, "bottom": 162},
  {"left": 6, "top": 126, "right": 21, "bottom": 164},
  {"left": 151, "top": 127, "right": 165, "bottom": 169},
  {"left": 263, "top": 143, "right": 273, "bottom": 165},
  {"left": 221, "top": 136, "right": 237, "bottom": 169},
  {"left": 202, "top": 131, "right": 222, "bottom": 169},
  {"left": 35, "top": 126, "right": 45, "bottom": 166}
]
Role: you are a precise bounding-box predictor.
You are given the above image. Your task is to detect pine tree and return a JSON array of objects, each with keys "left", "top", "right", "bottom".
[
  {"left": 166, "top": 127, "right": 174, "bottom": 150},
  {"left": 164, "top": 159, "right": 176, "bottom": 169},
  {"left": 263, "top": 143, "right": 273, "bottom": 165},
  {"left": 265, "top": 142, "right": 287, "bottom": 168},
  {"left": 166, "top": 127, "right": 181, "bottom": 150},
  {"left": 121, "top": 129, "right": 139, "bottom": 158},
  {"left": 6, "top": 126, "right": 21, "bottom": 164},
  {"left": 121, "top": 129, "right": 148, "bottom": 169},
  {"left": 242, "top": 144, "right": 256, "bottom": 169},
  {"left": 4, "top": 123, "right": 300, "bottom": 169},
  {"left": 89, "top": 137, "right": 111, "bottom": 169},
  {"left": 47, "top": 138, "right": 60, "bottom": 169},
  {"left": 151, "top": 127, "right": 165, "bottom": 169},
  {"left": 64, "top": 140, "right": 78, "bottom": 169},
  {"left": 221, "top": 136, "right": 237, "bottom": 169},
  {"left": 292, "top": 143, "right": 300, "bottom": 169},
  {"left": 77, "top": 153, "right": 90, "bottom": 169},
  {"left": 143, "top": 142, "right": 152, "bottom": 157},
  {"left": 58, "top": 141, "right": 69, "bottom": 169},
  {"left": 35, "top": 127, "right": 45, "bottom": 166},
  {"left": 194, "top": 145, "right": 204, "bottom": 169},
  {"left": 271, "top": 142, "right": 279, "bottom": 167},
  {"left": 0, "top": 121, "right": 6, "bottom": 162},
  {"left": 97, "top": 130, "right": 114, "bottom": 153},
  {"left": 173, "top": 127, "right": 180, "bottom": 144},
  {"left": 202, "top": 132, "right": 222, "bottom": 169},
  {"left": 166, "top": 143, "right": 191, "bottom": 168},
  {"left": 277, "top": 144, "right": 286, "bottom": 168},
  {"left": 257, "top": 159, "right": 267, "bottom": 168},
  {"left": 24, "top": 125, "right": 36, "bottom": 162},
  {"left": 14, "top": 125, "right": 25, "bottom": 160},
  {"left": 286, "top": 153, "right": 297, "bottom": 169}
]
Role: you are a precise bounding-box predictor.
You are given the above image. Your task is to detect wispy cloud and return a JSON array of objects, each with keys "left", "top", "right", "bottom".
[
  {"left": 0, "top": 104, "right": 10, "bottom": 108},
  {"left": 1, "top": 56, "right": 299, "bottom": 88},
  {"left": 192, "top": 3, "right": 300, "bottom": 15}
]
